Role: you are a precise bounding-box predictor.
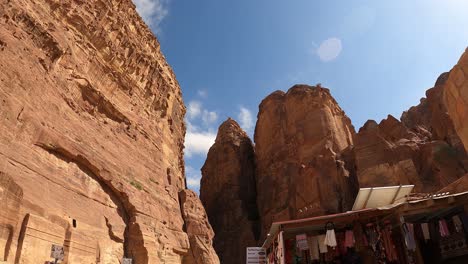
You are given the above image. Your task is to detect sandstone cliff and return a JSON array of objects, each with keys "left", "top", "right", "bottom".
[
  {"left": 254, "top": 85, "right": 358, "bottom": 239},
  {"left": 200, "top": 119, "right": 259, "bottom": 264},
  {"left": 0, "top": 0, "right": 217, "bottom": 263},
  {"left": 444, "top": 48, "right": 468, "bottom": 152},
  {"left": 353, "top": 69, "right": 468, "bottom": 193}
]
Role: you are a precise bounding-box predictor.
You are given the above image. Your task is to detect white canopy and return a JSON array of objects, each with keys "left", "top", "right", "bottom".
[{"left": 352, "top": 185, "right": 414, "bottom": 210}]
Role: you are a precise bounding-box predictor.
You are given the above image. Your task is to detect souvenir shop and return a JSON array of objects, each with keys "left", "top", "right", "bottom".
[{"left": 262, "top": 191, "right": 468, "bottom": 264}]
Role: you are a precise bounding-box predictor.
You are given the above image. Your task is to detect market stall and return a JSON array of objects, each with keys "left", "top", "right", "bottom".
[{"left": 261, "top": 189, "right": 468, "bottom": 264}]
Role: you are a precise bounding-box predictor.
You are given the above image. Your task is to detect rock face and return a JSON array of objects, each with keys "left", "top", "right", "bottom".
[
  {"left": 200, "top": 119, "right": 259, "bottom": 264},
  {"left": 444, "top": 49, "right": 468, "bottom": 152},
  {"left": 254, "top": 85, "right": 358, "bottom": 238},
  {"left": 354, "top": 70, "right": 468, "bottom": 192},
  {"left": 353, "top": 70, "right": 468, "bottom": 193},
  {"left": 354, "top": 113, "right": 467, "bottom": 193},
  {"left": 0, "top": 0, "right": 217, "bottom": 263},
  {"left": 179, "top": 190, "right": 220, "bottom": 264}
]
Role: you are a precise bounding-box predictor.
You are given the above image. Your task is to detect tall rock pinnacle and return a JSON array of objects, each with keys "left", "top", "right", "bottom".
[
  {"left": 200, "top": 118, "right": 260, "bottom": 264},
  {"left": 254, "top": 85, "right": 358, "bottom": 239}
]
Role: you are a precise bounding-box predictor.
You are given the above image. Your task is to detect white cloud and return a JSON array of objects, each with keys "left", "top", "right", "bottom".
[
  {"left": 238, "top": 107, "right": 254, "bottom": 131},
  {"left": 134, "top": 0, "right": 170, "bottom": 33},
  {"left": 185, "top": 165, "right": 202, "bottom": 192},
  {"left": 184, "top": 129, "right": 216, "bottom": 158},
  {"left": 202, "top": 110, "right": 218, "bottom": 125},
  {"left": 197, "top": 89, "right": 208, "bottom": 98},
  {"left": 317, "top": 38, "right": 342, "bottom": 62},
  {"left": 187, "top": 101, "right": 202, "bottom": 119}
]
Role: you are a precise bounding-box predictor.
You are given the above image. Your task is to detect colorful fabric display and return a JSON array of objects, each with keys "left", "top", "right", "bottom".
[
  {"left": 307, "top": 236, "right": 320, "bottom": 260},
  {"left": 421, "top": 223, "right": 430, "bottom": 240},
  {"left": 438, "top": 219, "right": 450, "bottom": 237},
  {"left": 344, "top": 230, "right": 355, "bottom": 248},
  {"left": 324, "top": 229, "right": 338, "bottom": 248}
]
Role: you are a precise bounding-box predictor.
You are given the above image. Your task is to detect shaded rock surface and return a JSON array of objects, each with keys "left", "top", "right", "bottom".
[
  {"left": 0, "top": 0, "right": 217, "bottom": 263},
  {"left": 200, "top": 119, "right": 259, "bottom": 264}
]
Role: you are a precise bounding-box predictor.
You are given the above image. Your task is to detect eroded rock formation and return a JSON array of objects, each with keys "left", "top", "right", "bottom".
[
  {"left": 179, "top": 190, "right": 219, "bottom": 264},
  {"left": 201, "top": 66, "right": 468, "bottom": 257},
  {"left": 0, "top": 0, "right": 217, "bottom": 263},
  {"left": 444, "top": 48, "right": 468, "bottom": 152},
  {"left": 200, "top": 119, "right": 259, "bottom": 264},
  {"left": 254, "top": 85, "right": 358, "bottom": 238},
  {"left": 353, "top": 71, "right": 468, "bottom": 193}
]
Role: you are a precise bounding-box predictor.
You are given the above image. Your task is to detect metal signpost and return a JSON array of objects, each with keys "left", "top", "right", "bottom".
[
  {"left": 246, "top": 247, "right": 266, "bottom": 264},
  {"left": 50, "top": 244, "right": 64, "bottom": 264}
]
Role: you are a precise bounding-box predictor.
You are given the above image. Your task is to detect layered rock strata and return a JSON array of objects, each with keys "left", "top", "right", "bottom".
[
  {"left": 200, "top": 119, "right": 259, "bottom": 264},
  {"left": 0, "top": 0, "right": 217, "bottom": 263}
]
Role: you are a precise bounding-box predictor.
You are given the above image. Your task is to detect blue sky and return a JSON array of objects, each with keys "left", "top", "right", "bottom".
[{"left": 134, "top": 0, "right": 468, "bottom": 193}]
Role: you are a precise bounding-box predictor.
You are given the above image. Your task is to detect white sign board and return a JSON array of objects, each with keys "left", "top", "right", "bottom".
[
  {"left": 246, "top": 247, "right": 266, "bottom": 264},
  {"left": 122, "top": 258, "right": 132, "bottom": 264},
  {"left": 50, "top": 244, "right": 64, "bottom": 260},
  {"left": 296, "top": 234, "right": 308, "bottom": 250}
]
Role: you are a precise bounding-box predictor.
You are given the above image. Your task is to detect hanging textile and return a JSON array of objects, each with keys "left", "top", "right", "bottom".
[
  {"left": 453, "top": 215, "right": 463, "bottom": 233},
  {"left": 438, "top": 219, "right": 450, "bottom": 237},
  {"left": 403, "top": 223, "right": 416, "bottom": 251},
  {"left": 318, "top": 234, "right": 328, "bottom": 253},
  {"left": 365, "top": 224, "right": 378, "bottom": 251},
  {"left": 324, "top": 229, "right": 337, "bottom": 248},
  {"left": 277, "top": 231, "right": 286, "bottom": 264},
  {"left": 460, "top": 213, "right": 468, "bottom": 234},
  {"left": 353, "top": 223, "right": 368, "bottom": 251},
  {"left": 336, "top": 232, "right": 347, "bottom": 255},
  {"left": 421, "top": 223, "right": 430, "bottom": 240},
  {"left": 307, "top": 236, "right": 320, "bottom": 260},
  {"left": 324, "top": 222, "right": 337, "bottom": 248},
  {"left": 382, "top": 223, "right": 398, "bottom": 262},
  {"left": 344, "top": 230, "right": 355, "bottom": 248}
]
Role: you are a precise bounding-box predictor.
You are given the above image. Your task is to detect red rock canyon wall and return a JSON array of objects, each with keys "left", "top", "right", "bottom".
[{"left": 0, "top": 0, "right": 218, "bottom": 263}]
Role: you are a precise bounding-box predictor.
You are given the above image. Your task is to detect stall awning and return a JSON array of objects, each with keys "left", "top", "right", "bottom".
[
  {"left": 261, "top": 208, "right": 381, "bottom": 248},
  {"left": 352, "top": 185, "right": 414, "bottom": 210},
  {"left": 261, "top": 190, "right": 468, "bottom": 249}
]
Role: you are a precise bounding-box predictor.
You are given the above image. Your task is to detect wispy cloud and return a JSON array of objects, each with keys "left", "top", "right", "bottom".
[
  {"left": 187, "top": 101, "right": 202, "bottom": 119},
  {"left": 202, "top": 110, "right": 218, "bottom": 125},
  {"left": 316, "top": 37, "right": 342, "bottom": 62},
  {"left": 184, "top": 101, "right": 217, "bottom": 158},
  {"left": 134, "top": 0, "right": 170, "bottom": 33},
  {"left": 185, "top": 165, "right": 202, "bottom": 192},
  {"left": 197, "top": 89, "right": 208, "bottom": 98},
  {"left": 238, "top": 106, "right": 254, "bottom": 133}
]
